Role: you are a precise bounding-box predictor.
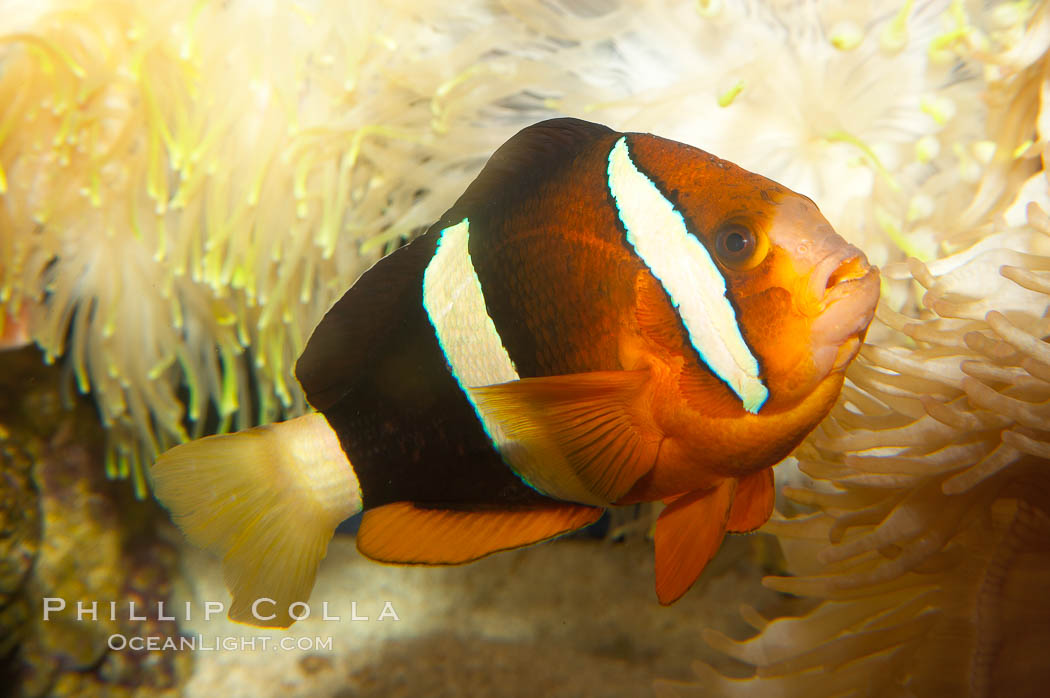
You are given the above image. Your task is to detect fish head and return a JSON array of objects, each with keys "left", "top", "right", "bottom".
[
  {"left": 698, "top": 186, "right": 879, "bottom": 413},
  {"left": 699, "top": 186, "right": 880, "bottom": 412},
  {"left": 621, "top": 134, "right": 879, "bottom": 416},
  {"left": 692, "top": 182, "right": 881, "bottom": 411},
  {"left": 758, "top": 191, "right": 881, "bottom": 401}
]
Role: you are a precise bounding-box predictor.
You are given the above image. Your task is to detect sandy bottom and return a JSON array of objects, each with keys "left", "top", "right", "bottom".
[{"left": 174, "top": 533, "right": 785, "bottom": 697}]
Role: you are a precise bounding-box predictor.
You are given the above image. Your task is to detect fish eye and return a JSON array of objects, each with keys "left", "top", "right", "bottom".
[{"left": 713, "top": 222, "right": 765, "bottom": 270}]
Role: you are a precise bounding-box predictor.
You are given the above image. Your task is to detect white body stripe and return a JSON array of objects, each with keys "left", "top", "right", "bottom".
[
  {"left": 420, "top": 218, "right": 604, "bottom": 505},
  {"left": 606, "top": 137, "right": 768, "bottom": 413},
  {"left": 422, "top": 218, "right": 520, "bottom": 437}
]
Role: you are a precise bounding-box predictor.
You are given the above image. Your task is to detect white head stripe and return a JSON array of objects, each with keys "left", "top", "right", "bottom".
[
  {"left": 606, "top": 137, "right": 768, "bottom": 413},
  {"left": 422, "top": 218, "right": 522, "bottom": 441}
]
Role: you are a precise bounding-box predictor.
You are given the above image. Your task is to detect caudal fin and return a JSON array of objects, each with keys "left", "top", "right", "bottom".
[{"left": 151, "top": 413, "right": 361, "bottom": 628}]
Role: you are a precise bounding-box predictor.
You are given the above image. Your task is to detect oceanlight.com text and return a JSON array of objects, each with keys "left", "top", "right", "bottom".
[{"left": 108, "top": 634, "right": 335, "bottom": 652}]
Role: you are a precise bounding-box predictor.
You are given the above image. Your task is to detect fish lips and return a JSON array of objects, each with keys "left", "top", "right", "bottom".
[{"left": 810, "top": 264, "right": 880, "bottom": 375}]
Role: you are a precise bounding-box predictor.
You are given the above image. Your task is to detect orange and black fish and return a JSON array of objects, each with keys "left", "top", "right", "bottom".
[{"left": 152, "top": 118, "right": 879, "bottom": 627}]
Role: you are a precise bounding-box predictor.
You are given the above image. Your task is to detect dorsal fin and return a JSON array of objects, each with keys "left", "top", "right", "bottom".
[{"left": 434, "top": 118, "right": 618, "bottom": 230}]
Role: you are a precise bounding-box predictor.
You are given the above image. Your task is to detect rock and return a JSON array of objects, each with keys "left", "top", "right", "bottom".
[{"left": 0, "top": 347, "right": 188, "bottom": 697}]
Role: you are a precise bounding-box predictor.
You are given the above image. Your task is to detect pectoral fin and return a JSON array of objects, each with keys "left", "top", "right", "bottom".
[
  {"left": 357, "top": 502, "right": 603, "bottom": 564},
  {"left": 726, "top": 469, "right": 775, "bottom": 533},
  {"left": 654, "top": 479, "right": 735, "bottom": 605},
  {"left": 470, "top": 370, "right": 660, "bottom": 506}
]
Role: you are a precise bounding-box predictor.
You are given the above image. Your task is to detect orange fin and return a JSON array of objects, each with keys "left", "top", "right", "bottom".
[
  {"left": 470, "top": 370, "right": 660, "bottom": 506},
  {"left": 727, "top": 469, "right": 775, "bottom": 533},
  {"left": 357, "top": 502, "right": 602, "bottom": 564},
  {"left": 654, "top": 479, "right": 735, "bottom": 605}
]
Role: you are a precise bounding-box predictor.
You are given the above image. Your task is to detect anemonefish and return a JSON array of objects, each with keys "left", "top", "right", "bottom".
[{"left": 152, "top": 118, "right": 879, "bottom": 628}]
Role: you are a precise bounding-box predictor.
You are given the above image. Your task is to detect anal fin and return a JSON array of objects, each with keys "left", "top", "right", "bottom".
[
  {"left": 470, "top": 370, "right": 660, "bottom": 505},
  {"left": 357, "top": 502, "right": 603, "bottom": 564},
  {"left": 654, "top": 479, "right": 735, "bottom": 605},
  {"left": 726, "top": 469, "right": 775, "bottom": 533}
]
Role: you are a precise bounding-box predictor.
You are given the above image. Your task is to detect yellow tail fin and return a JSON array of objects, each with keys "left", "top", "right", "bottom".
[{"left": 151, "top": 413, "right": 361, "bottom": 628}]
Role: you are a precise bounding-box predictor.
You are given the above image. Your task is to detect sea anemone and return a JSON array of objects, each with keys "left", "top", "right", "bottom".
[
  {"left": 539, "top": 0, "right": 994, "bottom": 271},
  {"left": 1, "top": 0, "right": 1016, "bottom": 496},
  {"left": 4, "top": 0, "right": 1046, "bottom": 693},
  {"left": 0, "top": 0, "right": 573, "bottom": 494},
  {"left": 668, "top": 205, "right": 1050, "bottom": 696},
  {"left": 657, "top": 1, "right": 1050, "bottom": 695}
]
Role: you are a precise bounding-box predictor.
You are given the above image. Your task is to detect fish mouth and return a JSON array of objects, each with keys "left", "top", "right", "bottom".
[
  {"left": 810, "top": 260, "right": 880, "bottom": 375},
  {"left": 807, "top": 246, "right": 870, "bottom": 304}
]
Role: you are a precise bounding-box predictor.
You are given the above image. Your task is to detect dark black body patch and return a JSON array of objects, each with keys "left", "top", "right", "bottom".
[{"left": 295, "top": 231, "right": 550, "bottom": 510}]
